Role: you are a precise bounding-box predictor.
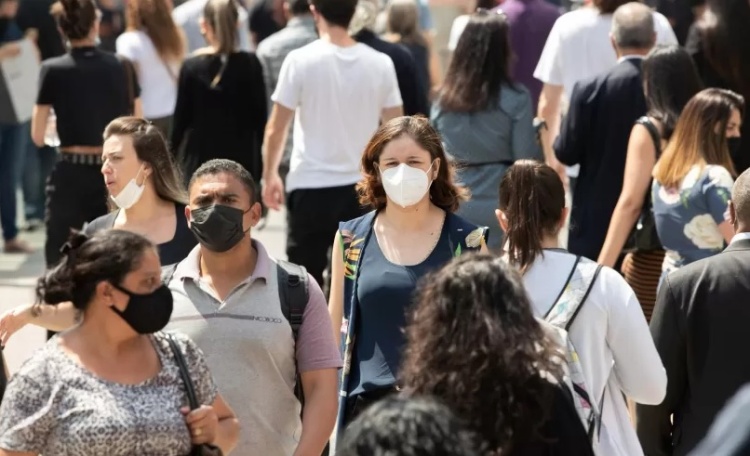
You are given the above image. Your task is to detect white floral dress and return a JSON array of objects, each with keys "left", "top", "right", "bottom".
[{"left": 652, "top": 164, "right": 733, "bottom": 273}]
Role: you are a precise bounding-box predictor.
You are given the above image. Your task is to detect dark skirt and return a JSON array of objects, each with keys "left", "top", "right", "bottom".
[{"left": 620, "top": 249, "right": 665, "bottom": 322}]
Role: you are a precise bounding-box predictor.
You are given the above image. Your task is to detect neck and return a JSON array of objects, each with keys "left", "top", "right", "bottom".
[
  {"left": 318, "top": 22, "right": 356, "bottom": 47},
  {"left": 381, "top": 199, "right": 436, "bottom": 230},
  {"left": 540, "top": 232, "right": 560, "bottom": 249},
  {"left": 617, "top": 48, "right": 650, "bottom": 59},
  {"left": 70, "top": 37, "right": 97, "bottom": 48},
  {"left": 199, "top": 237, "right": 257, "bottom": 281},
  {"left": 121, "top": 187, "right": 169, "bottom": 222},
  {"left": 75, "top": 315, "right": 143, "bottom": 356}
]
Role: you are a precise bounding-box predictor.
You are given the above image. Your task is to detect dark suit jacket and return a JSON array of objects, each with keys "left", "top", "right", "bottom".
[
  {"left": 636, "top": 239, "right": 750, "bottom": 456},
  {"left": 554, "top": 58, "right": 647, "bottom": 261},
  {"left": 354, "top": 30, "right": 430, "bottom": 117}
]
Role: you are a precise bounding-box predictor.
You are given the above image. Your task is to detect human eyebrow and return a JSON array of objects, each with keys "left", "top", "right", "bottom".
[{"left": 193, "top": 194, "right": 214, "bottom": 206}]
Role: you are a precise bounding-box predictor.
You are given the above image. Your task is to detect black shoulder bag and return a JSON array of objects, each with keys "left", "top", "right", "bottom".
[
  {"left": 166, "top": 334, "right": 223, "bottom": 456},
  {"left": 625, "top": 116, "right": 663, "bottom": 252}
]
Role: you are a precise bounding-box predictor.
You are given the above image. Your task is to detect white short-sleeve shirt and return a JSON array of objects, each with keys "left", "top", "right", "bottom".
[
  {"left": 272, "top": 40, "right": 402, "bottom": 192},
  {"left": 116, "top": 30, "right": 181, "bottom": 119}
]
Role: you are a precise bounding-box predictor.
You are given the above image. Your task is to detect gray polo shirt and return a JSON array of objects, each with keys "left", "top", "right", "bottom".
[{"left": 165, "top": 240, "right": 342, "bottom": 455}]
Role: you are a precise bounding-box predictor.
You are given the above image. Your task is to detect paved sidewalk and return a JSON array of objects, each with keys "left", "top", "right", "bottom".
[{"left": 0, "top": 209, "right": 288, "bottom": 374}]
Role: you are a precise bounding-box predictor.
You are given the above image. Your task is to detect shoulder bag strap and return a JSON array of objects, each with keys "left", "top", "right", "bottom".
[
  {"left": 636, "top": 116, "right": 662, "bottom": 158},
  {"left": 166, "top": 333, "right": 199, "bottom": 410},
  {"left": 545, "top": 255, "right": 581, "bottom": 319}
]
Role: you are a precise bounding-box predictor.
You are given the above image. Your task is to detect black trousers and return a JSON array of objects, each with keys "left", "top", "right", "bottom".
[{"left": 286, "top": 184, "right": 364, "bottom": 293}]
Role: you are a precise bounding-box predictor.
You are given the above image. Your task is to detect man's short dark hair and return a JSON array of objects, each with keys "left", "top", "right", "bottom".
[
  {"left": 189, "top": 159, "right": 257, "bottom": 203},
  {"left": 337, "top": 396, "right": 483, "bottom": 456},
  {"left": 310, "top": 0, "right": 358, "bottom": 28},
  {"left": 288, "top": 0, "right": 311, "bottom": 16}
]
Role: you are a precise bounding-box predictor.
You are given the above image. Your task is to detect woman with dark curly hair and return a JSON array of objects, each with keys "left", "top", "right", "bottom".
[
  {"left": 328, "top": 116, "right": 489, "bottom": 439},
  {"left": 400, "top": 253, "right": 594, "bottom": 455},
  {"left": 496, "top": 160, "right": 666, "bottom": 456}
]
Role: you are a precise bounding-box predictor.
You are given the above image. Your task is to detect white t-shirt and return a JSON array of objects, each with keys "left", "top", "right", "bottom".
[
  {"left": 116, "top": 30, "right": 181, "bottom": 119},
  {"left": 447, "top": 14, "right": 470, "bottom": 51},
  {"left": 520, "top": 250, "right": 666, "bottom": 456},
  {"left": 272, "top": 40, "right": 402, "bottom": 192},
  {"left": 534, "top": 7, "right": 678, "bottom": 102}
]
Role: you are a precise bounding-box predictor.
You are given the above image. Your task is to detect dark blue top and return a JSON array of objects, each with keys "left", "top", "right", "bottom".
[
  {"left": 0, "top": 20, "right": 23, "bottom": 43},
  {"left": 348, "top": 218, "right": 452, "bottom": 395}
]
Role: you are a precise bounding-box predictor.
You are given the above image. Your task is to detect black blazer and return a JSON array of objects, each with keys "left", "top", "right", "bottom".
[
  {"left": 554, "top": 58, "right": 647, "bottom": 261},
  {"left": 636, "top": 238, "right": 750, "bottom": 456}
]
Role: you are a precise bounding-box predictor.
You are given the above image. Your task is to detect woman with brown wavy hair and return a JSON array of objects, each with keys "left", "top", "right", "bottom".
[
  {"left": 401, "top": 253, "right": 593, "bottom": 455},
  {"left": 116, "top": 0, "right": 185, "bottom": 133},
  {"left": 329, "top": 116, "right": 488, "bottom": 439}
]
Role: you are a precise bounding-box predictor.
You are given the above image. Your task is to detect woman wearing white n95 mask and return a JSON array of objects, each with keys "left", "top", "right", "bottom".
[
  {"left": 0, "top": 116, "right": 197, "bottom": 344},
  {"left": 328, "top": 116, "right": 489, "bottom": 437}
]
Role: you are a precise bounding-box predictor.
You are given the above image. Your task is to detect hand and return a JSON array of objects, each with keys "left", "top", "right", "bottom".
[
  {"left": 0, "top": 305, "right": 33, "bottom": 346},
  {"left": 182, "top": 405, "right": 219, "bottom": 446},
  {"left": 0, "top": 43, "right": 21, "bottom": 60},
  {"left": 262, "top": 172, "right": 285, "bottom": 211}
]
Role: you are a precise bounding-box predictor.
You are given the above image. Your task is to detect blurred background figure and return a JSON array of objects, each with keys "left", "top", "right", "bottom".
[{"left": 172, "top": 0, "right": 251, "bottom": 53}]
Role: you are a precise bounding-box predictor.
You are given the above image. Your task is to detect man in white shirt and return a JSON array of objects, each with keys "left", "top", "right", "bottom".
[
  {"left": 533, "top": 0, "right": 677, "bottom": 184},
  {"left": 261, "top": 0, "right": 403, "bottom": 289}
]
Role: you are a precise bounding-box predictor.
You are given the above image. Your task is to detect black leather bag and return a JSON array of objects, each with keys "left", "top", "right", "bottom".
[
  {"left": 166, "top": 334, "right": 223, "bottom": 456},
  {"left": 625, "top": 117, "right": 663, "bottom": 252}
]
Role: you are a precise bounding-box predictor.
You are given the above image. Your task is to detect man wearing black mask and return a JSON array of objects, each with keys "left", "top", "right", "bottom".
[{"left": 166, "top": 159, "right": 342, "bottom": 456}]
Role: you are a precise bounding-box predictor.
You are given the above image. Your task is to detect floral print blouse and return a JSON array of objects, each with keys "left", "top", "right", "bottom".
[{"left": 652, "top": 164, "right": 734, "bottom": 272}]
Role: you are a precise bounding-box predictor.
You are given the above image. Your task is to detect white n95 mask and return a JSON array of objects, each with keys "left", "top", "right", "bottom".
[{"left": 380, "top": 162, "right": 435, "bottom": 208}]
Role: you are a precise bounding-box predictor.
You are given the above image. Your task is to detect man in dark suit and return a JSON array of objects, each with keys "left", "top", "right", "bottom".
[
  {"left": 636, "top": 169, "right": 750, "bottom": 456},
  {"left": 554, "top": 2, "right": 656, "bottom": 261}
]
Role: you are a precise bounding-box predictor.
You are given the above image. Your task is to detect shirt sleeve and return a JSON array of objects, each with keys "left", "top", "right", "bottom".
[
  {"left": 36, "top": 62, "right": 56, "bottom": 105},
  {"left": 381, "top": 56, "right": 403, "bottom": 109},
  {"left": 271, "top": 51, "right": 301, "bottom": 110},
  {"left": 115, "top": 33, "right": 140, "bottom": 62},
  {"left": 0, "top": 372, "right": 55, "bottom": 453},
  {"left": 296, "top": 273, "right": 343, "bottom": 372},
  {"left": 703, "top": 166, "right": 733, "bottom": 225},
  {"left": 447, "top": 15, "right": 467, "bottom": 51},
  {"left": 533, "top": 18, "right": 564, "bottom": 86},
  {"left": 176, "top": 334, "right": 220, "bottom": 407}
]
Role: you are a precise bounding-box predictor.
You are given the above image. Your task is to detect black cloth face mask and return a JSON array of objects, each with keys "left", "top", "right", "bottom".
[
  {"left": 189, "top": 204, "right": 249, "bottom": 253},
  {"left": 110, "top": 283, "right": 174, "bottom": 334},
  {"left": 728, "top": 137, "right": 742, "bottom": 159}
]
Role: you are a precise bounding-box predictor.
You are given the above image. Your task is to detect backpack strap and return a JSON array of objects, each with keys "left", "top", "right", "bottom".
[
  {"left": 276, "top": 260, "right": 309, "bottom": 341},
  {"left": 545, "top": 257, "right": 603, "bottom": 331}
]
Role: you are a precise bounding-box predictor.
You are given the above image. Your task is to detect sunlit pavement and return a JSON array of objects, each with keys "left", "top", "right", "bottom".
[{"left": 0, "top": 208, "right": 287, "bottom": 375}]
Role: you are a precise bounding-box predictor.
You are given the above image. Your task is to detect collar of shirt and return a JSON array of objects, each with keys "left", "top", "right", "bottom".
[
  {"left": 173, "top": 238, "right": 273, "bottom": 283},
  {"left": 730, "top": 232, "right": 750, "bottom": 244},
  {"left": 617, "top": 54, "right": 645, "bottom": 64}
]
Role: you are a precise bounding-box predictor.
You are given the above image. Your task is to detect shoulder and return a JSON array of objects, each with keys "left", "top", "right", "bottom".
[
  {"left": 703, "top": 165, "right": 734, "bottom": 188},
  {"left": 447, "top": 213, "right": 488, "bottom": 251},
  {"left": 116, "top": 30, "right": 142, "bottom": 45},
  {"left": 498, "top": 83, "right": 532, "bottom": 112},
  {"left": 11, "top": 341, "right": 60, "bottom": 388},
  {"left": 156, "top": 331, "right": 206, "bottom": 362},
  {"left": 339, "top": 211, "right": 377, "bottom": 234},
  {"left": 41, "top": 54, "right": 72, "bottom": 70},
  {"left": 83, "top": 211, "right": 116, "bottom": 236}
]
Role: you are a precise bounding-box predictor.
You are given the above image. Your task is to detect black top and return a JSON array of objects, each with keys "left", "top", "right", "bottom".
[
  {"left": 171, "top": 52, "right": 267, "bottom": 181},
  {"left": 401, "top": 41, "right": 430, "bottom": 108},
  {"left": 636, "top": 239, "right": 750, "bottom": 456},
  {"left": 510, "top": 381, "right": 596, "bottom": 456},
  {"left": 685, "top": 25, "right": 750, "bottom": 175},
  {"left": 354, "top": 30, "right": 430, "bottom": 117},
  {"left": 83, "top": 203, "right": 196, "bottom": 266},
  {"left": 14, "top": 0, "right": 65, "bottom": 60},
  {"left": 554, "top": 59, "right": 646, "bottom": 261},
  {"left": 249, "top": 0, "right": 282, "bottom": 45},
  {"left": 37, "top": 47, "right": 140, "bottom": 147}
]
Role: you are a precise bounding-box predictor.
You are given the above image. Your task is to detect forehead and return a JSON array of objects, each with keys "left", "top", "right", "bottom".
[
  {"left": 379, "top": 135, "right": 431, "bottom": 160},
  {"left": 103, "top": 135, "right": 134, "bottom": 154},
  {"left": 190, "top": 172, "right": 249, "bottom": 198}
]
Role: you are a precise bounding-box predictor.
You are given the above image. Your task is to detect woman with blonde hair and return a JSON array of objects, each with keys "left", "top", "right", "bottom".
[
  {"left": 652, "top": 88, "right": 744, "bottom": 275},
  {"left": 116, "top": 0, "right": 186, "bottom": 134},
  {"left": 171, "top": 0, "right": 267, "bottom": 183}
]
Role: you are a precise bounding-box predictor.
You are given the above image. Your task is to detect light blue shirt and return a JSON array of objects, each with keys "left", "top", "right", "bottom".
[{"left": 172, "top": 0, "right": 252, "bottom": 53}]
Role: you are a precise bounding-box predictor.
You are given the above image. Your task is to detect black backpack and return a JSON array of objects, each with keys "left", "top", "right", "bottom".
[{"left": 161, "top": 260, "right": 309, "bottom": 404}]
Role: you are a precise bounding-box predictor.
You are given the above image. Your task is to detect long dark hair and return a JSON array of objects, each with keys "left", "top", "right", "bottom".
[
  {"left": 125, "top": 0, "right": 185, "bottom": 61},
  {"left": 401, "top": 253, "right": 563, "bottom": 454},
  {"left": 642, "top": 46, "right": 703, "bottom": 140},
  {"left": 498, "top": 160, "right": 565, "bottom": 273},
  {"left": 699, "top": 0, "right": 750, "bottom": 97},
  {"left": 50, "top": 0, "right": 97, "bottom": 40},
  {"left": 438, "top": 10, "right": 512, "bottom": 113}
]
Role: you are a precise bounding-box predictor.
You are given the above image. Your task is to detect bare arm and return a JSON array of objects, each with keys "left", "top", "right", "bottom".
[
  {"left": 261, "top": 103, "right": 295, "bottom": 210},
  {"left": 0, "top": 450, "right": 36, "bottom": 456},
  {"left": 209, "top": 395, "right": 240, "bottom": 454},
  {"left": 537, "top": 84, "right": 566, "bottom": 182},
  {"left": 30, "top": 105, "right": 51, "bottom": 148},
  {"left": 598, "top": 125, "right": 657, "bottom": 267},
  {"left": 133, "top": 98, "right": 143, "bottom": 118},
  {"left": 382, "top": 106, "right": 404, "bottom": 123},
  {"left": 328, "top": 232, "right": 345, "bottom": 348},
  {"left": 294, "top": 368, "right": 339, "bottom": 456},
  {"left": 0, "top": 42, "right": 20, "bottom": 61},
  {"left": 0, "top": 302, "right": 77, "bottom": 345}
]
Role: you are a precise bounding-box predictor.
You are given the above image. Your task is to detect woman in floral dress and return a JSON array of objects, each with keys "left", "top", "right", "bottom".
[{"left": 652, "top": 88, "right": 744, "bottom": 277}]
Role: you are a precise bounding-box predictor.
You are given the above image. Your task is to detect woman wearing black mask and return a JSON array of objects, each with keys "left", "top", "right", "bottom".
[{"left": 0, "top": 230, "right": 239, "bottom": 455}]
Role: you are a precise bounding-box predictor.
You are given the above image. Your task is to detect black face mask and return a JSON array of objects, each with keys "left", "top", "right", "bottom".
[
  {"left": 189, "top": 204, "right": 249, "bottom": 253},
  {"left": 728, "top": 137, "right": 742, "bottom": 159},
  {"left": 110, "top": 283, "right": 174, "bottom": 334}
]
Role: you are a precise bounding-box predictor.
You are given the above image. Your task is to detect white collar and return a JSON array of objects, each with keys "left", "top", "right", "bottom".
[{"left": 730, "top": 232, "right": 750, "bottom": 244}]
